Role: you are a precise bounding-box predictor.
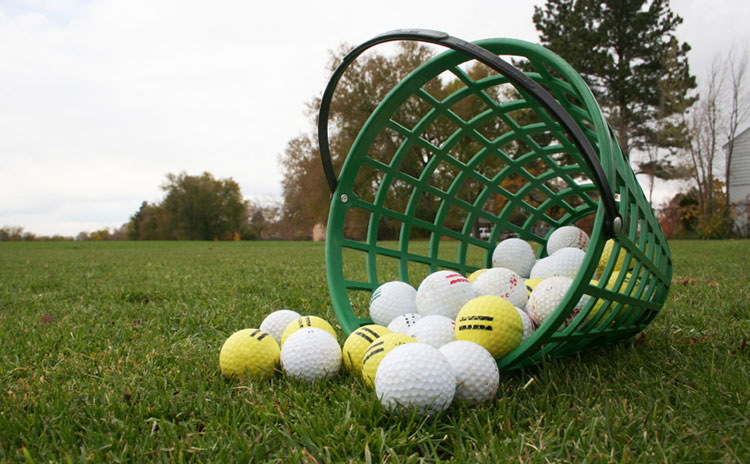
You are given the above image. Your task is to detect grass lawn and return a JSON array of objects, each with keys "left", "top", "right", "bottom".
[{"left": 1, "top": 240, "right": 748, "bottom": 462}]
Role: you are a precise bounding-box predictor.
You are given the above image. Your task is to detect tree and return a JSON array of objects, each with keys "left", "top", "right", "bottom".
[{"left": 533, "top": 0, "right": 696, "bottom": 162}]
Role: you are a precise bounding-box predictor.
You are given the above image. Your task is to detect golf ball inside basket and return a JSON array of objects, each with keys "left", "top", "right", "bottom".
[
  {"left": 406, "top": 315, "right": 456, "bottom": 349},
  {"left": 546, "top": 226, "right": 589, "bottom": 254},
  {"left": 280, "top": 316, "right": 337, "bottom": 346},
  {"left": 530, "top": 247, "right": 585, "bottom": 280},
  {"left": 375, "top": 343, "right": 456, "bottom": 415},
  {"left": 526, "top": 276, "right": 589, "bottom": 328},
  {"left": 387, "top": 313, "right": 422, "bottom": 334},
  {"left": 369, "top": 281, "right": 418, "bottom": 326},
  {"left": 454, "top": 295, "right": 523, "bottom": 359},
  {"left": 439, "top": 340, "right": 499, "bottom": 404},
  {"left": 472, "top": 267, "right": 528, "bottom": 309},
  {"left": 492, "top": 238, "right": 536, "bottom": 278},
  {"left": 219, "top": 328, "right": 280, "bottom": 379},
  {"left": 342, "top": 324, "right": 391, "bottom": 374},
  {"left": 515, "top": 307, "right": 536, "bottom": 342},
  {"left": 280, "top": 327, "right": 341, "bottom": 382},
  {"left": 416, "top": 270, "right": 475, "bottom": 320},
  {"left": 467, "top": 268, "right": 488, "bottom": 283},
  {"left": 260, "top": 309, "right": 302, "bottom": 345}
]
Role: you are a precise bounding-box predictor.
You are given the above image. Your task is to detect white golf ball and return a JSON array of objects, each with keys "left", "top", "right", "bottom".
[
  {"left": 439, "top": 340, "right": 499, "bottom": 404},
  {"left": 547, "top": 226, "right": 589, "bottom": 254},
  {"left": 526, "top": 276, "right": 589, "bottom": 329},
  {"left": 369, "top": 281, "right": 418, "bottom": 326},
  {"left": 280, "top": 327, "right": 342, "bottom": 382},
  {"left": 374, "top": 343, "right": 456, "bottom": 415},
  {"left": 387, "top": 313, "right": 422, "bottom": 334},
  {"left": 492, "top": 238, "right": 536, "bottom": 278},
  {"left": 515, "top": 306, "right": 536, "bottom": 342},
  {"left": 416, "top": 271, "right": 475, "bottom": 320},
  {"left": 406, "top": 315, "right": 456, "bottom": 348},
  {"left": 472, "top": 267, "right": 528, "bottom": 309},
  {"left": 530, "top": 247, "right": 585, "bottom": 280},
  {"left": 260, "top": 309, "right": 302, "bottom": 345},
  {"left": 529, "top": 256, "right": 552, "bottom": 280}
]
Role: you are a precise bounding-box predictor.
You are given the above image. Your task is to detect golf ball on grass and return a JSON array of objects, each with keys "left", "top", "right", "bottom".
[
  {"left": 280, "top": 316, "right": 337, "bottom": 346},
  {"left": 472, "top": 267, "right": 527, "bottom": 309},
  {"left": 375, "top": 343, "right": 456, "bottom": 415},
  {"left": 369, "top": 281, "right": 417, "bottom": 326},
  {"left": 342, "top": 324, "right": 391, "bottom": 374},
  {"left": 406, "top": 315, "right": 456, "bottom": 349},
  {"left": 219, "top": 329, "right": 280, "bottom": 379},
  {"left": 260, "top": 309, "right": 301, "bottom": 345},
  {"left": 361, "top": 332, "right": 416, "bottom": 387},
  {"left": 416, "top": 270, "right": 475, "bottom": 320},
  {"left": 526, "top": 276, "right": 590, "bottom": 329},
  {"left": 280, "top": 328, "right": 341, "bottom": 382},
  {"left": 387, "top": 313, "right": 422, "bottom": 334},
  {"left": 492, "top": 238, "right": 536, "bottom": 278},
  {"left": 439, "top": 340, "right": 499, "bottom": 404},
  {"left": 454, "top": 295, "right": 523, "bottom": 359},
  {"left": 546, "top": 226, "right": 589, "bottom": 254}
]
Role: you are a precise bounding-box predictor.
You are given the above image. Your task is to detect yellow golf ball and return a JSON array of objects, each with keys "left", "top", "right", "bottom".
[
  {"left": 467, "top": 268, "right": 488, "bottom": 283},
  {"left": 280, "top": 316, "right": 337, "bottom": 346},
  {"left": 525, "top": 278, "right": 543, "bottom": 296},
  {"left": 455, "top": 295, "right": 523, "bottom": 359},
  {"left": 361, "top": 332, "right": 416, "bottom": 387},
  {"left": 597, "top": 239, "right": 626, "bottom": 275},
  {"left": 342, "top": 324, "right": 391, "bottom": 374},
  {"left": 219, "top": 328, "right": 280, "bottom": 379}
]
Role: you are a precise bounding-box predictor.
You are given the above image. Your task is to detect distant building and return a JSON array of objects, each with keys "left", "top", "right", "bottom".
[
  {"left": 312, "top": 223, "right": 327, "bottom": 242},
  {"left": 728, "top": 126, "right": 750, "bottom": 236}
]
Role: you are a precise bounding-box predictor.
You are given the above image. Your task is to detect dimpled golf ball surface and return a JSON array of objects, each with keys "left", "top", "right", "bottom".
[
  {"left": 361, "top": 333, "right": 416, "bottom": 386},
  {"left": 492, "top": 238, "right": 536, "bottom": 278},
  {"left": 546, "top": 226, "right": 589, "bottom": 254},
  {"left": 375, "top": 343, "right": 456, "bottom": 415},
  {"left": 406, "top": 315, "right": 456, "bottom": 349},
  {"left": 219, "top": 329, "right": 280, "bottom": 379},
  {"left": 280, "top": 316, "right": 337, "bottom": 346},
  {"left": 515, "top": 307, "right": 536, "bottom": 342},
  {"left": 455, "top": 295, "right": 523, "bottom": 359},
  {"left": 342, "top": 324, "right": 391, "bottom": 373},
  {"left": 280, "top": 328, "right": 341, "bottom": 382},
  {"left": 472, "top": 267, "right": 527, "bottom": 309},
  {"left": 439, "top": 341, "right": 499, "bottom": 404},
  {"left": 260, "top": 309, "right": 301, "bottom": 345},
  {"left": 467, "top": 269, "right": 488, "bottom": 283},
  {"left": 526, "top": 276, "right": 589, "bottom": 328},
  {"left": 530, "top": 248, "right": 585, "bottom": 280},
  {"left": 369, "top": 281, "right": 417, "bottom": 326},
  {"left": 387, "top": 313, "right": 422, "bottom": 334},
  {"left": 416, "top": 271, "right": 475, "bottom": 320}
]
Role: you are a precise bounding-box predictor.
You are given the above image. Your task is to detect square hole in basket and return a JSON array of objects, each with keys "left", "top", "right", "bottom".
[
  {"left": 347, "top": 288, "right": 373, "bottom": 319},
  {"left": 413, "top": 191, "right": 441, "bottom": 224},
  {"left": 420, "top": 114, "right": 460, "bottom": 149},
  {"left": 341, "top": 247, "right": 370, "bottom": 285},
  {"left": 407, "top": 260, "right": 432, "bottom": 287},
  {"left": 407, "top": 225, "right": 432, "bottom": 254},
  {"left": 482, "top": 191, "right": 510, "bottom": 216},
  {"left": 465, "top": 241, "right": 490, "bottom": 269},
  {"left": 492, "top": 82, "right": 523, "bottom": 105},
  {"left": 375, "top": 214, "right": 404, "bottom": 242},
  {"left": 476, "top": 116, "right": 511, "bottom": 142},
  {"left": 520, "top": 187, "right": 550, "bottom": 209},
  {"left": 473, "top": 150, "right": 510, "bottom": 181},
  {"left": 423, "top": 68, "right": 464, "bottom": 100},
  {"left": 450, "top": 92, "right": 491, "bottom": 123},
  {"left": 391, "top": 93, "right": 434, "bottom": 132},
  {"left": 368, "top": 126, "right": 407, "bottom": 165},
  {"left": 427, "top": 160, "right": 463, "bottom": 194},
  {"left": 343, "top": 207, "right": 371, "bottom": 242},
  {"left": 375, "top": 253, "right": 402, "bottom": 283},
  {"left": 351, "top": 163, "right": 383, "bottom": 203},
  {"left": 398, "top": 146, "right": 433, "bottom": 178},
  {"left": 456, "top": 176, "right": 485, "bottom": 205},
  {"left": 383, "top": 179, "right": 416, "bottom": 215},
  {"left": 441, "top": 203, "right": 470, "bottom": 234},
  {"left": 507, "top": 204, "right": 534, "bottom": 229},
  {"left": 447, "top": 134, "right": 485, "bottom": 165}
]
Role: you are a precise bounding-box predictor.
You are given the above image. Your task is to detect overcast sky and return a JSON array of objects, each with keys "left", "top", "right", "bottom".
[{"left": 1, "top": 0, "right": 749, "bottom": 236}]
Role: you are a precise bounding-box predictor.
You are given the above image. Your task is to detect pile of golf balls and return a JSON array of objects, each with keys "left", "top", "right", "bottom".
[{"left": 216, "top": 224, "right": 630, "bottom": 417}]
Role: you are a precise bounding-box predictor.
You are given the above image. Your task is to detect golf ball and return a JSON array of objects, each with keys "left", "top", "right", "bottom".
[
  {"left": 515, "top": 306, "right": 536, "bottom": 342},
  {"left": 342, "top": 324, "right": 391, "bottom": 374},
  {"left": 546, "top": 226, "right": 589, "bottom": 254},
  {"left": 467, "top": 268, "right": 488, "bottom": 283},
  {"left": 472, "top": 267, "right": 527, "bottom": 309},
  {"left": 361, "top": 332, "right": 416, "bottom": 386},
  {"left": 280, "top": 327, "right": 341, "bottom": 382},
  {"left": 416, "top": 270, "right": 475, "bottom": 320},
  {"left": 369, "top": 281, "right": 417, "bottom": 326},
  {"left": 492, "top": 238, "right": 536, "bottom": 278},
  {"left": 454, "top": 295, "right": 523, "bottom": 359},
  {"left": 439, "top": 340, "right": 499, "bottom": 404},
  {"left": 406, "top": 315, "right": 456, "bottom": 349},
  {"left": 526, "top": 276, "right": 590, "bottom": 329},
  {"left": 387, "top": 313, "right": 422, "bottom": 334},
  {"left": 530, "top": 247, "right": 585, "bottom": 280},
  {"left": 219, "top": 328, "right": 280, "bottom": 379},
  {"left": 260, "top": 309, "right": 301, "bottom": 345},
  {"left": 280, "top": 316, "right": 337, "bottom": 346},
  {"left": 375, "top": 343, "right": 456, "bottom": 415}
]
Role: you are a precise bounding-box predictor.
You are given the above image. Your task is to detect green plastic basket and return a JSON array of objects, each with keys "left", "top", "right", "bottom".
[{"left": 318, "top": 29, "right": 672, "bottom": 370}]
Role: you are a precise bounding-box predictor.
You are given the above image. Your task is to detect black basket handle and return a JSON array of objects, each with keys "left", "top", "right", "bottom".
[{"left": 318, "top": 29, "right": 622, "bottom": 237}]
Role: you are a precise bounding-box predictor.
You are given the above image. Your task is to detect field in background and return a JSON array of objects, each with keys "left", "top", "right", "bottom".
[{"left": 1, "top": 240, "right": 748, "bottom": 462}]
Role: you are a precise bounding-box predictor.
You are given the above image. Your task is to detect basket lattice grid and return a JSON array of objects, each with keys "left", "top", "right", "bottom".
[{"left": 319, "top": 30, "right": 672, "bottom": 370}]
